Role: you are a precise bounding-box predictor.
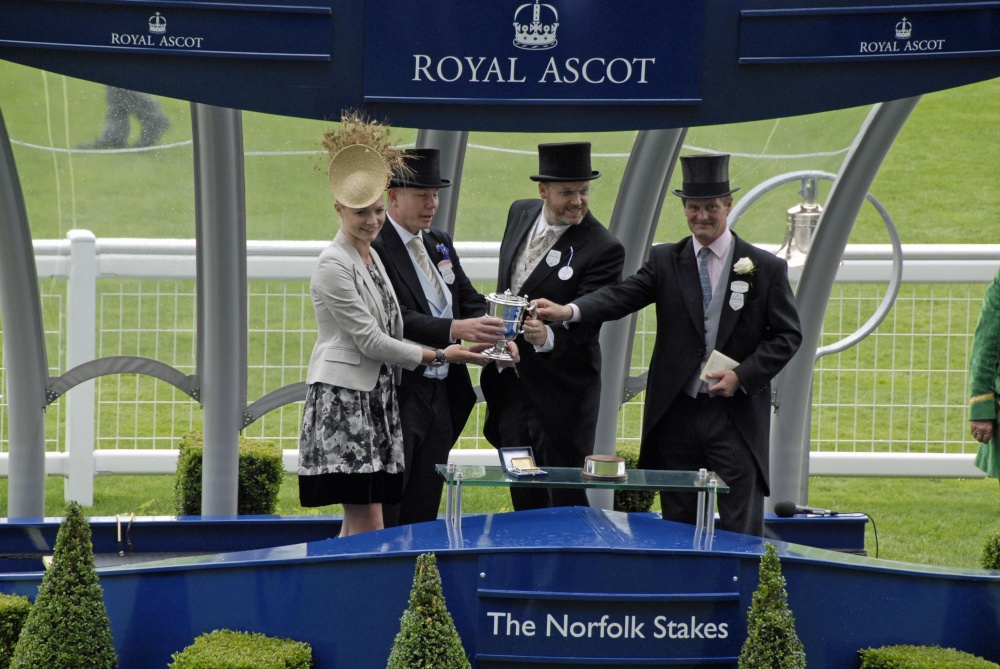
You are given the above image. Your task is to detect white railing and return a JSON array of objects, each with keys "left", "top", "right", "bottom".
[{"left": 3, "top": 232, "right": 1000, "bottom": 501}]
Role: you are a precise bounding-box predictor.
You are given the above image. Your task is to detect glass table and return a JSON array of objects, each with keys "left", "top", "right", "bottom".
[{"left": 436, "top": 464, "right": 729, "bottom": 540}]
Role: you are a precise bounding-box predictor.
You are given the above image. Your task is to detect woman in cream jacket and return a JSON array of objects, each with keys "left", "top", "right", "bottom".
[{"left": 299, "top": 129, "right": 489, "bottom": 536}]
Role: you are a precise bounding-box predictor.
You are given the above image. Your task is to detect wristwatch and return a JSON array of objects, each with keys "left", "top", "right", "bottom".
[{"left": 429, "top": 348, "right": 446, "bottom": 367}]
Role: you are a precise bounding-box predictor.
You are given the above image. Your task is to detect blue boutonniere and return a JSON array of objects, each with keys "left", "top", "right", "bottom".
[{"left": 436, "top": 243, "right": 451, "bottom": 260}]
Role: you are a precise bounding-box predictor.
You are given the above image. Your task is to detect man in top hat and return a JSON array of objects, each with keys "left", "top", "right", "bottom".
[
  {"left": 373, "top": 148, "right": 507, "bottom": 527},
  {"left": 480, "top": 142, "right": 626, "bottom": 510},
  {"left": 533, "top": 154, "right": 801, "bottom": 535}
]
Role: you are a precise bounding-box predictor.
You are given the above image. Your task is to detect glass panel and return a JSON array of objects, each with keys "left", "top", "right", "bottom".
[
  {"left": 436, "top": 465, "right": 730, "bottom": 493},
  {"left": 2, "top": 63, "right": 194, "bottom": 239}
]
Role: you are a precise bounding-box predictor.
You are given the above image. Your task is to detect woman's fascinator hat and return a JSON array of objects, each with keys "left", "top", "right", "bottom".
[{"left": 322, "top": 112, "right": 411, "bottom": 208}]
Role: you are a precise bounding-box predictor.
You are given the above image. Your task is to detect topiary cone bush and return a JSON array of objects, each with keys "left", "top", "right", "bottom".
[
  {"left": 387, "top": 552, "right": 470, "bottom": 669},
  {"left": 173, "top": 431, "right": 284, "bottom": 515},
  {"left": 981, "top": 532, "right": 1000, "bottom": 569},
  {"left": 738, "top": 542, "right": 806, "bottom": 669},
  {"left": 10, "top": 501, "right": 117, "bottom": 669}
]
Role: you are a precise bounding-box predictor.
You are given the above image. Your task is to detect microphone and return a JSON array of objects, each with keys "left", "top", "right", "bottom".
[{"left": 773, "top": 500, "right": 837, "bottom": 517}]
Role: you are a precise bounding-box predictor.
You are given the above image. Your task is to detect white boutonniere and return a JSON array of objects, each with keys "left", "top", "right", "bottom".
[{"left": 733, "top": 257, "right": 755, "bottom": 275}]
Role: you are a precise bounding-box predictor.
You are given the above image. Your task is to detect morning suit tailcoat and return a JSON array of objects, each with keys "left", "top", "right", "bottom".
[
  {"left": 305, "top": 231, "right": 422, "bottom": 390},
  {"left": 372, "top": 223, "right": 488, "bottom": 524},
  {"left": 572, "top": 232, "right": 801, "bottom": 497},
  {"left": 481, "top": 199, "right": 625, "bottom": 478},
  {"left": 969, "top": 267, "right": 1000, "bottom": 477},
  {"left": 372, "top": 224, "right": 488, "bottom": 443}
]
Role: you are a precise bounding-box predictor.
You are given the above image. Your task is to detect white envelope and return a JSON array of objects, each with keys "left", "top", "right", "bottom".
[{"left": 699, "top": 349, "right": 740, "bottom": 381}]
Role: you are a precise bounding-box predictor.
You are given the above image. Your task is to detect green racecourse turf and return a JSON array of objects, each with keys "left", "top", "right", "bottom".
[{"left": 1, "top": 62, "right": 1000, "bottom": 568}]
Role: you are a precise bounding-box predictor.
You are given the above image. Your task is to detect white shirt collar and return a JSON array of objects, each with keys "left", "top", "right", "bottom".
[
  {"left": 534, "top": 209, "right": 572, "bottom": 240},
  {"left": 388, "top": 216, "right": 421, "bottom": 246}
]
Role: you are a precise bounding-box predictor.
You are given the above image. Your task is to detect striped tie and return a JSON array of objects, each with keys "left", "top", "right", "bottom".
[
  {"left": 698, "top": 246, "right": 712, "bottom": 311},
  {"left": 408, "top": 237, "right": 446, "bottom": 302}
]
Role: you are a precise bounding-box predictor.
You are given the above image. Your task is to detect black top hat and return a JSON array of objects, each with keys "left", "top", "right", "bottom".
[
  {"left": 671, "top": 154, "right": 740, "bottom": 199},
  {"left": 530, "top": 142, "right": 601, "bottom": 182},
  {"left": 388, "top": 148, "right": 452, "bottom": 189}
]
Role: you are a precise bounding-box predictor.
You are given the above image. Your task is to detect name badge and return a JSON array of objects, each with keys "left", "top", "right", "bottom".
[
  {"left": 731, "top": 280, "right": 749, "bottom": 294},
  {"left": 545, "top": 250, "right": 561, "bottom": 267},
  {"left": 558, "top": 266, "right": 574, "bottom": 280},
  {"left": 437, "top": 259, "right": 456, "bottom": 284},
  {"left": 729, "top": 293, "right": 745, "bottom": 311}
]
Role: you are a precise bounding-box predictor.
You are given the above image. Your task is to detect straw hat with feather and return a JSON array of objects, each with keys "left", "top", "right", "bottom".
[{"left": 323, "top": 112, "right": 410, "bottom": 209}]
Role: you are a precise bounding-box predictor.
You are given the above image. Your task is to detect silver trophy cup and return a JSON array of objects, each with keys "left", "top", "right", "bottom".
[{"left": 484, "top": 290, "right": 533, "bottom": 361}]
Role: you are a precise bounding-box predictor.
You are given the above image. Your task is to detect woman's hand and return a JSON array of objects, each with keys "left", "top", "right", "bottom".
[{"left": 444, "top": 343, "right": 492, "bottom": 366}]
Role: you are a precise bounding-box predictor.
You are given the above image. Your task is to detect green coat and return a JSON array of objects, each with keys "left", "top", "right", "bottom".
[{"left": 969, "top": 268, "right": 1000, "bottom": 477}]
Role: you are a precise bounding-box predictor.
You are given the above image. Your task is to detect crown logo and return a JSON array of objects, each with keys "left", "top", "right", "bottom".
[
  {"left": 895, "top": 17, "right": 912, "bottom": 39},
  {"left": 513, "top": 1, "right": 559, "bottom": 50},
  {"left": 148, "top": 12, "right": 167, "bottom": 34}
]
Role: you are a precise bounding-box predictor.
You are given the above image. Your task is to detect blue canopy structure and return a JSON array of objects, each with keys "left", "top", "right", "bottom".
[{"left": 1, "top": 0, "right": 997, "bottom": 130}]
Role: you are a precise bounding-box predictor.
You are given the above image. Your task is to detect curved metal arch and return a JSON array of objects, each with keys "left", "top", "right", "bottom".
[
  {"left": 0, "top": 105, "right": 50, "bottom": 517},
  {"left": 767, "top": 96, "right": 921, "bottom": 510},
  {"left": 242, "top": 382, "right": 307, "bottom": 428},
  {"left": 729, "top": 170, "right": 904, "bottom": 360},
  {"left": 45, "top": 356, "right": 199, "bottom": 406}
]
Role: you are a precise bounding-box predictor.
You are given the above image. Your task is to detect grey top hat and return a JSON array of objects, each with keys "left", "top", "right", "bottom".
[
  {"left": 671, "top": 154, "right": 740, "bottom": 199},
  {"left": 530, "top": 142, "right": 601, "bottom": 182},
  {"left": 388, "top": 148, "right": 452, "bottom": 189}
]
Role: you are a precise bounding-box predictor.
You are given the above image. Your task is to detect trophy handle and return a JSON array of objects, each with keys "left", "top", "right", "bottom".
[{"left": 517, "top": 302, "right": 537, "bottom": 334}]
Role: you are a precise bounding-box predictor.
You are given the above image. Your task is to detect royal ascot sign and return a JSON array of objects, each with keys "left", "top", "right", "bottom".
[
  {"left": 739, "top": 3, "right": 1000, "bottom": 63},
  {"left": 0, "top": 1, "right": 330, "bottom": 61},
  {"left": 364, "top": 0, "right": 704, "bottom": 105}
]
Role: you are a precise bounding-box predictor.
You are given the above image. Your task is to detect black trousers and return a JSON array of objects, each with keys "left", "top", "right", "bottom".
[
  {"left": 382, "top": 375, "right": 454, "bottom": 527},
  {"left": 643, "top": 393, "right": 765, "bottom": 536},
  {"left": 101, "top": 87, "right": 169, "bottom": 145},
  {"left": 491, "top": 383, "right": 590, "bottom": 510}
]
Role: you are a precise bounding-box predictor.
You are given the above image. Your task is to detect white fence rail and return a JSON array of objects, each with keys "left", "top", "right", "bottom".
[{"left": 3, "top": 232, "right": 1000, "bottom": 501}]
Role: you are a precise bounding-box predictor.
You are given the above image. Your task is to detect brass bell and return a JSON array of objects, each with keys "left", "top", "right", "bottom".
[{"left": 775, "top": 177, "right": 823, "bottom": 269}]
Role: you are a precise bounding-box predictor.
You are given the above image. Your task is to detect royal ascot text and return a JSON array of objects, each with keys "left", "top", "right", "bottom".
[{"left": 412, "top": 55, "right": 656, "bottom": 85}]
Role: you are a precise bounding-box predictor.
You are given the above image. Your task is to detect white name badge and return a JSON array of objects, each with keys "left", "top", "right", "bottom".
[
  {"left": 729, "top": 293, "right": 745, "bottom": 311},
  {"left": 437, "top": 259, "right": 456, "bottom": 284},
  {"left": 731, "top": 280, "right": 749, "bottom": 294},
  {"left": 558, "top": 266, "right": 574, "bottom": 281},
  {"left": 545, "top": 250, "right": 561, "bottom": 267}
]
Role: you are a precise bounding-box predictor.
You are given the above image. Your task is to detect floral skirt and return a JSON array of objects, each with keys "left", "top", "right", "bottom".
[{"left": 298, "top": 368, "right": 404, "bottom": 507}]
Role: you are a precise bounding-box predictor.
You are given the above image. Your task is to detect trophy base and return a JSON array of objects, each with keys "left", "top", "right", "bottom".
[{"left": 486, "top": 346, "right": 516, "bottom": 361}]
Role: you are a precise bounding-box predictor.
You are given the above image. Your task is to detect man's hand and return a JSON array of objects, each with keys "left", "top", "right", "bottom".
[
  {"left": 706, "top": 369, "right": 741, "bottom": 398},
  {"left": 532, "top": 298, "right": 572, "bottom": 322},
  {"left": 521, "top": 316, "right": 548, "bottom": 348},
  {"left": 971, "top": 419, "right": 995, "bottom": 444},
  {"left": 452, "top": 315, "right": 506, "bottom": 344}
]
